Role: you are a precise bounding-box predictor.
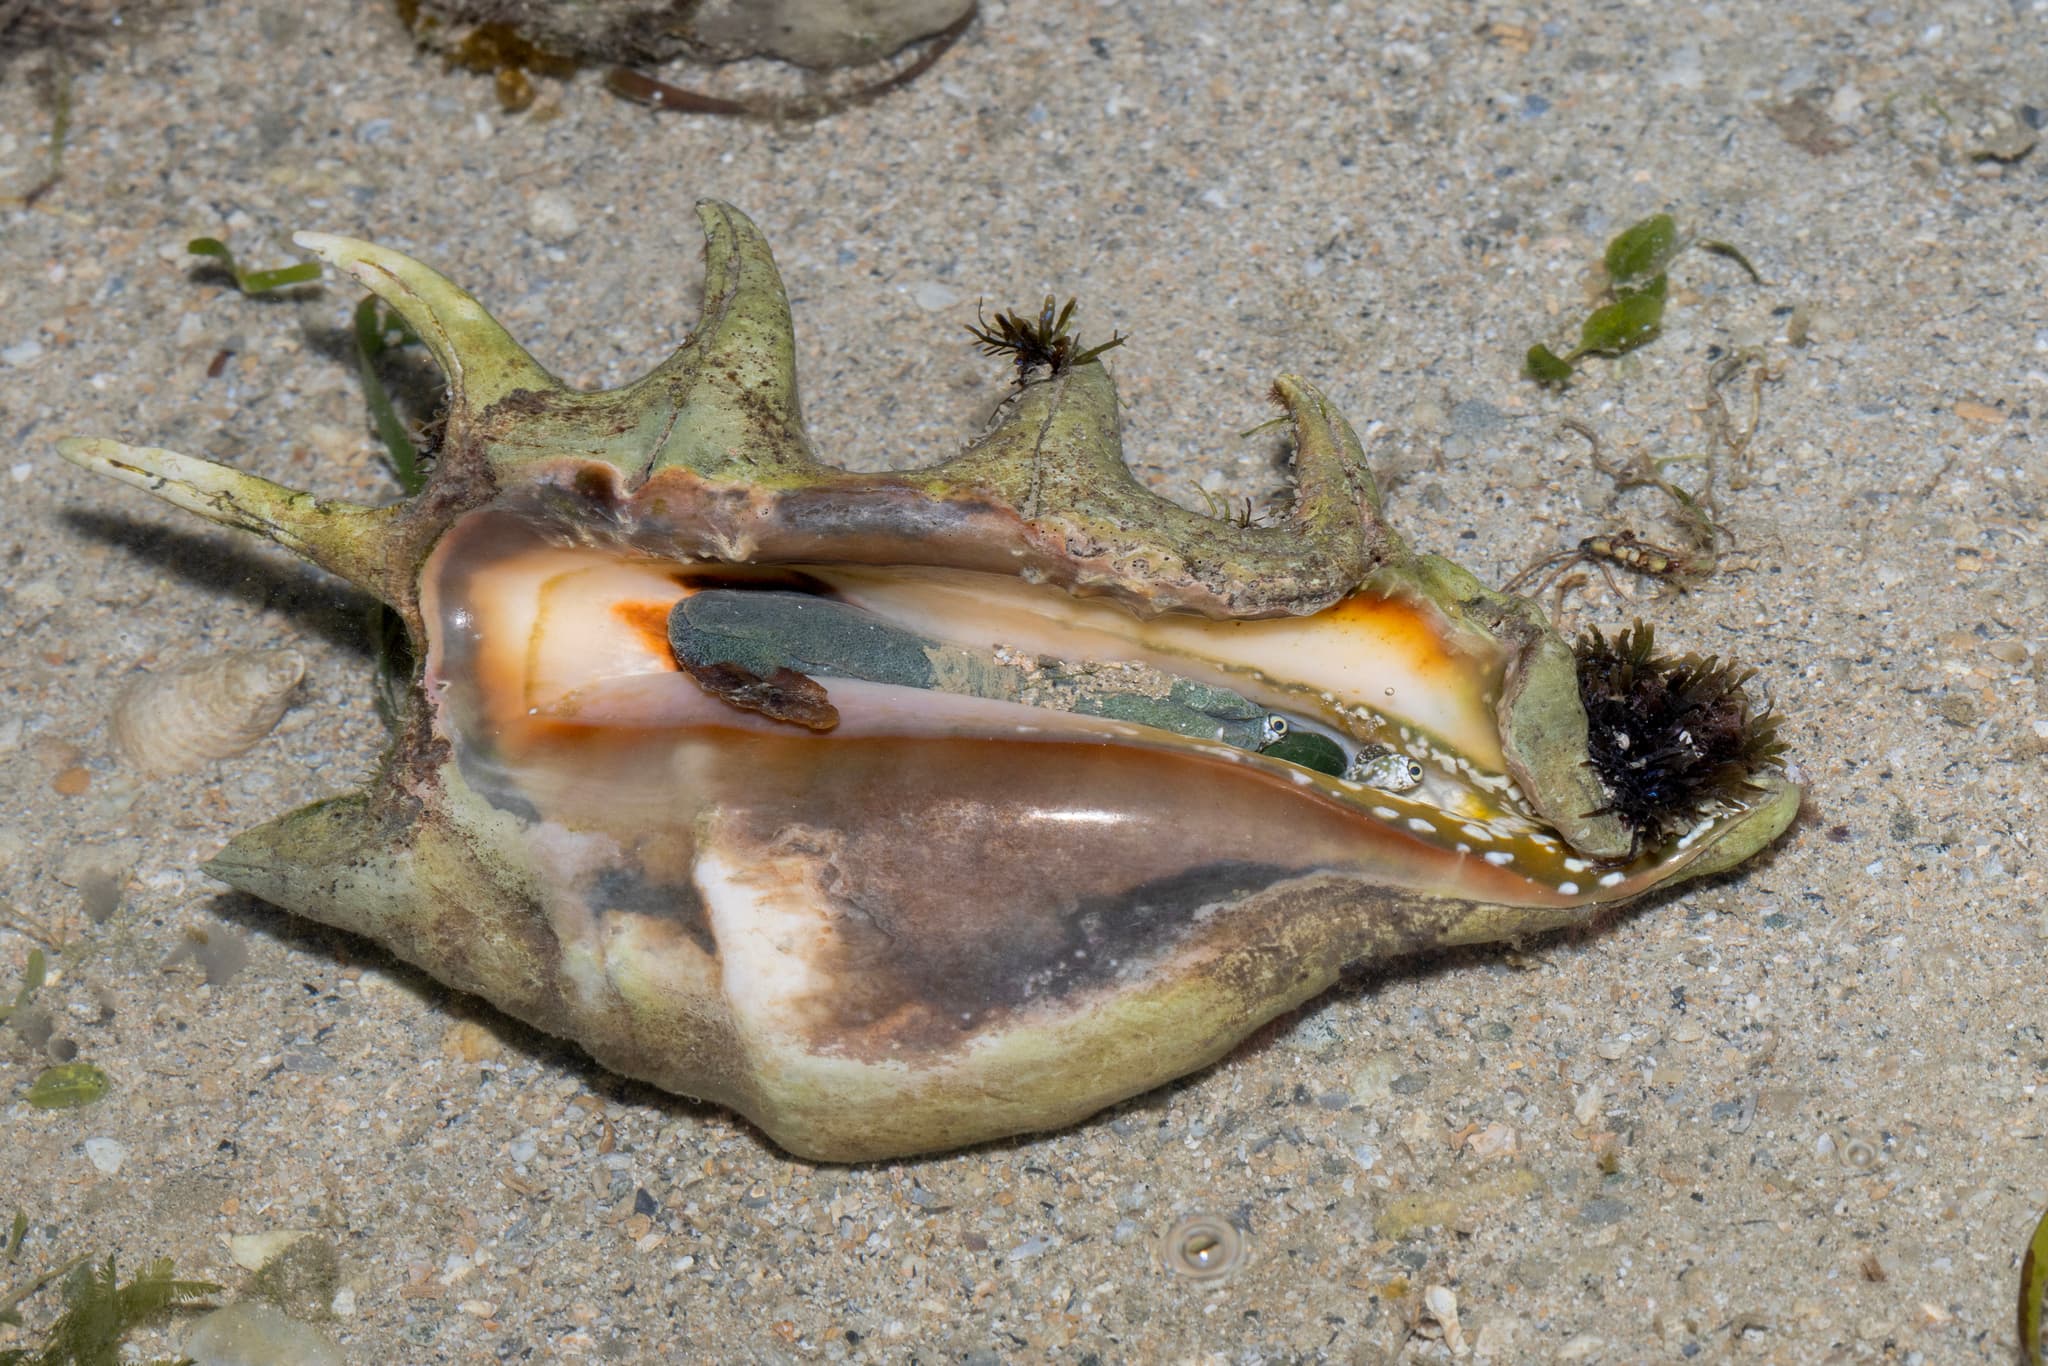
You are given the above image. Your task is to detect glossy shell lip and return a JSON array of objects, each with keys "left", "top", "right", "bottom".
[
  {"left": 53, "top": 201, "right": 1801, "bottom": 1161},
  {"left": 58, "top": 201, "right": 1664, "bottom": 856},
  {"left": 428, "top": 501, "right": 1791, "bottom": 913}
]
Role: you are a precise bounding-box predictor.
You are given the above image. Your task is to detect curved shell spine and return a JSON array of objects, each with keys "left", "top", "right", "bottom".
[
  {"left": 111, "top": 648, "right": 306, "bottom": 776},
  {"left": 56, "top": 203, "right": 1800, "bottom": 1162}
]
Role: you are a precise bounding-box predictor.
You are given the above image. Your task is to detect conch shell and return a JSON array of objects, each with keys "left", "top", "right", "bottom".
[{"left": 58, "top": 203, "right": 1798, "bottom": 1161}]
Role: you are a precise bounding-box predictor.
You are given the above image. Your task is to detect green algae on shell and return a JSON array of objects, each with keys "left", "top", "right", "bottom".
[{"left": 56, "top": 202, "right": 1799, "bottom": 1161}]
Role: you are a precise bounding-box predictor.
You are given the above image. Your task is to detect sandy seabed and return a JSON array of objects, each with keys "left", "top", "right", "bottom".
[{"left": 2, "top": 1, "right": 2045, "bottom": 1361}]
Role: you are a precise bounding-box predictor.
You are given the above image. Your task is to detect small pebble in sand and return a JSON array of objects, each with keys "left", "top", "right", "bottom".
[
  {"left": 83, "top": 1136, "right": 126, "bottom": 1174},
  {"left": 1573, "top": 1084, "right": 1605, "bottom": 1127},
  {"left": 1465, "top": 1122, "right": 1519, "bottom": 1161},
  {"left": 441, "top": 1018, "right": 504, "bottom": 1063},
  {"left": 528, "top": 191, "right": 581, "bottom": 243},
  {"left": 1423, "top": 1285, "right": 1465, "bottom": 1351},
  {"left": 228, "top": 1230, "right": 313, "bottom": 1272}
]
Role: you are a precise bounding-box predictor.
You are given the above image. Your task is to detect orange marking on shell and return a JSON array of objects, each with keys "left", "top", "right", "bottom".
[
  {"left": 611, "top": 599, "right": 683, "bottom": 669},
  {"left": 1323, "top": 592, "right": 1475, "bottom": 690}
]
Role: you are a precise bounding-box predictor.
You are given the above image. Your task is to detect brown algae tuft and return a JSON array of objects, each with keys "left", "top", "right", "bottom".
[{"left": 1575, "top": 621, "right": 1787, "bottom": 851}]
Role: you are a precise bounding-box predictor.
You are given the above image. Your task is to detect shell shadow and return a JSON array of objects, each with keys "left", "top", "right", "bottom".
[
  {"left": 63, "top": 509, "right": 381, "bottom": 658},
  {"left": 299, "top": 319, "right": 449, "bottom": 436},
  {"left": 203, "top": 887, "right": 732, "bottom": 1129}
]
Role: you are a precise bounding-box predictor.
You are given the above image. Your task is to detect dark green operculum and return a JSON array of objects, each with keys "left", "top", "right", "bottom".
[
  {"left": 1257, "top": 729, "right": 1349, "bottom": 777},
  {"left": 671, "top": 589, "right": 939, "bottom": 690},
  {"left": 669, "top": 588, "right": 1280, "bottom": 749}
]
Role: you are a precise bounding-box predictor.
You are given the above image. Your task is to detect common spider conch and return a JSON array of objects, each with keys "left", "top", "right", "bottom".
[{"left": 59, "top": 203, "right": 1798, "bottom": 1161}]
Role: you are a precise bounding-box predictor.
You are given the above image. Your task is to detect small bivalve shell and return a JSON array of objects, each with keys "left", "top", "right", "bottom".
[{"left": 111, "top": 648, "right": 305, "bottom": 776}]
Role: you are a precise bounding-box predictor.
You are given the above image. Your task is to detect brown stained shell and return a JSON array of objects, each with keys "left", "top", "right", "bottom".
[{"left": 111, "top": 648, "right": 306, "bottom": 776}]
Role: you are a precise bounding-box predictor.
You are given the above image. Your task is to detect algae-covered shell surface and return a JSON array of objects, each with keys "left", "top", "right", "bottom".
[{"left": 57, "top": 203, "right": 1797, "bottom": 1162}]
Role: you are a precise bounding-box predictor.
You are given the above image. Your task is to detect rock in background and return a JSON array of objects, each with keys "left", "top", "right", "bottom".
[{"left": 403, "top": 0, "right": 975, "bottom": 69}]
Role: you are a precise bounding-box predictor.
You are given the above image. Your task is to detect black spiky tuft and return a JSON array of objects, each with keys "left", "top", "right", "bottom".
[
  {"left": 966, "top": 295, "right": 1126, "bottom": 385},
  {"left": 1575, "top": 621, "right": 1786, "bottom": 849}
]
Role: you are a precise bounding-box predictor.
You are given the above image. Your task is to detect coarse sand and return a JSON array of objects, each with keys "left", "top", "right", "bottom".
[{"left": 2, "top": 2, "right": 2045, "bottom": 1360}]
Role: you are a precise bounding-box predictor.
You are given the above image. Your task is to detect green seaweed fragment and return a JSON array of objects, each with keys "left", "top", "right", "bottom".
[
  {"left": 1522, "top": 213, "right": 1761, "bottom": 385},
  {"left": 0, "top": 951, "right": 45, "bottom": 1027},
  {"left": 1577, "top": 273, "right": 1668, "bottom": 356},
  {"left": 351, "top": 297, "right": 427, "bottom": 495},
  {"left": 1602, "top": 212, "right": 1680, "bottom": 285},
  {"left": 23, "top": 1064, "right": 107, "bottom": 1111},
  {"left": 0, "top": 1254, "right": 217, "bottom": 1366},
  {"left": 1521, "top": 273, "right": 1668, "bottom": 383},
  {"left": 2023, "top": 1201, "right": 2048, "bottom": 1366},
  {"left": 185, "top": 238, "right": 321, "bottom": 295},
  {"left": 5, "top": 1212, "right": 25, "bottom": 1266},
  {"left": 1523, "top": 344, "right": 1575, "bottom": 387},
  {"left": 1697, "top": 239, "right": 1763, "bottom": 284}
]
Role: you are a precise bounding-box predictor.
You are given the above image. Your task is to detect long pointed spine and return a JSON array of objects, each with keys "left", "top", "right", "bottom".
[
  {"left": 293, "top": 231, "right": 562, "bottom": 417},
  {"left": 56, "top": 438, "right": 407, "bottom": 608}
]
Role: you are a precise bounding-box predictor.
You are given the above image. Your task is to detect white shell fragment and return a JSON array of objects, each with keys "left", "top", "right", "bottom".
[
  {"left": 228, "top": 1229, "right": 316, "bottom": 1272},
  {"left": 111, "top": 648, "right": 305, "bottom": 776},
  {"left": 83, "top": 1136, "right": 127, "bottom": 1174}
]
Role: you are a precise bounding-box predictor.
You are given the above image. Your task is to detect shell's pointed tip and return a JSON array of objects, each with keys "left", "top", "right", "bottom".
[
  {"left": 198, "top": 846, "right": 278, "bottom": 900},
  {"left": 55, "top": 435, "right": 135, "bottom": 471},
  {"left": 1267, "top": 374, "right": 1327, "bottom": 412},
  {"left": 202, "top": 817, "right": 311, "bottom": 890},
  {"left": 198, "top": 841, "right": 252, "bottom": 879}
]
